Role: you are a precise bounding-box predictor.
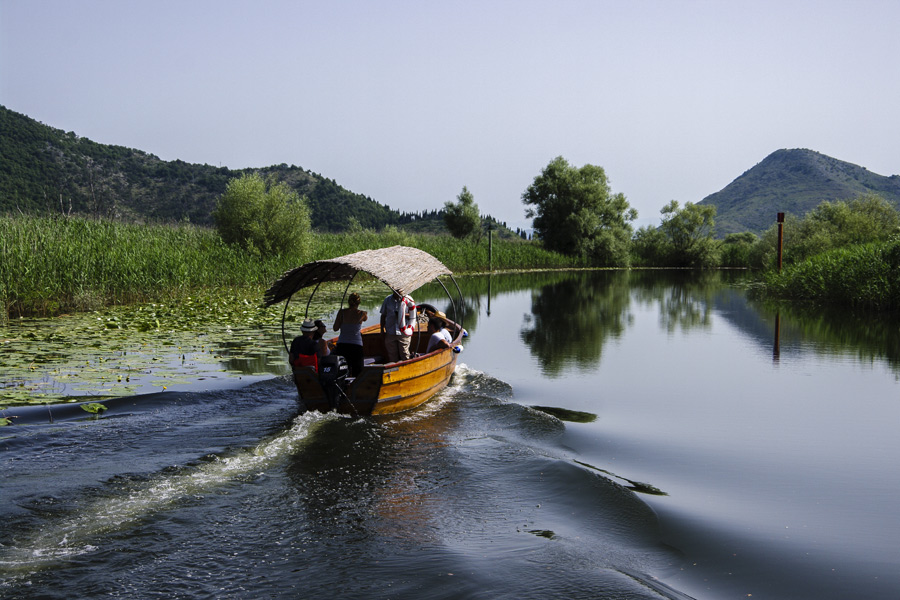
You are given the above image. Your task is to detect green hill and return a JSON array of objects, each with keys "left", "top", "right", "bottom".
[
  {"left": 698, "top": 149, "right": 900, "bottom": 236},
  {"left": 0, "top": 105, "right": 435, "bottom": 231}
]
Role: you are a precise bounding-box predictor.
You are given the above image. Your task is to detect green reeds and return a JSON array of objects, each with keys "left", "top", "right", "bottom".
[
  {"left": 0, "top": 215, "right": 294, "bottom": 320},
  {"left": 762, "top": 239, "right": 900, "bottom": 310},
  {"left": 1, "top": 215, "right": 579, "bottom": 321},
  {"left": 312, "top": 229, "right": 583, "bottom": 272}
]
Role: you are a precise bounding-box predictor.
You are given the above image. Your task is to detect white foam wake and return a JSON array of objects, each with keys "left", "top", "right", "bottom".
[{"left": 0, "top": 411, "right": 332, "bottom": 579}]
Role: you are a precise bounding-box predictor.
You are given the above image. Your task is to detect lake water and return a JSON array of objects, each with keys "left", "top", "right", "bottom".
[{"left": 2, "top": 270, "right": 899, "bottom": 599}]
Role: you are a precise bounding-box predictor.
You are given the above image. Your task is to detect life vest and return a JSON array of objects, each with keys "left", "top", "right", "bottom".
[
  {"left": 292, "top": 352, "right": 318, "bottom": 371},
  {"left": 399, "top": 295, "right": 417, "bottom": 336}
]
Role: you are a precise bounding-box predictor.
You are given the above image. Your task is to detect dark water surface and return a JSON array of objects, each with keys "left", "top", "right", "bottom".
[{"left": 2, "top": 271, "right": 899, "bottom": 599}]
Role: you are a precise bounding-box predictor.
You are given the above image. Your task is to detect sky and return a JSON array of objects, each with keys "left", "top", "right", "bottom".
[{"left": 2, "top": 0, "right": 898, "bottom": 231}]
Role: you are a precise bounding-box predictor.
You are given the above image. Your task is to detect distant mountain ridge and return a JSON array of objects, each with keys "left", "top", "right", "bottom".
[
  {"left": 699, "top": 149, "right": 900, "bottom": 236},
  {"left": 0, "top": 105, "right": 426, "bottom": 231},
  {"left": 8, "top": 106, "right": 896, "bottom": 240}
]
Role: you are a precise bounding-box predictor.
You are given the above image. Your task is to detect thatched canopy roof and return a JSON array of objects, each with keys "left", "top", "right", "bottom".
[{"left": 263, "top": 246, "right": 452, "bottom": 306}]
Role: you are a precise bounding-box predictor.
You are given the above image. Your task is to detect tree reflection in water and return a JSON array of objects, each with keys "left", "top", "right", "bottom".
[
  {"left": 629, "top": 270, "right": 721, "bottom": 334},
  {"left": 520, "top": 271, "right": 633, "bottom": 377},
  {"left": 432, "top": 268, "right": 900, "bottom": 378}
]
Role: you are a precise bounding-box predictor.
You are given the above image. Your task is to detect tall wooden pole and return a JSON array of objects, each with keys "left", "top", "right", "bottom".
[{"left": 776, "top": 212, "right": 785, "bottom": 272}]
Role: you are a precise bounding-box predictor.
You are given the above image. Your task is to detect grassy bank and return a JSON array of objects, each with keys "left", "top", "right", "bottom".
[
  {"left": 0, "top": 214, "right": 581, "bottom": 321},
  {"left": 760, "top": 238, "right": 900, "bottom": 311}
]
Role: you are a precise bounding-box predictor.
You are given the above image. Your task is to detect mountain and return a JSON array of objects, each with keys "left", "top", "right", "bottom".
[
  {"left": 0, "top": 105, "right": 424, "bottom": 231},
  {"left": 698, "top": 149, "right": 900, "bottom": 236}
]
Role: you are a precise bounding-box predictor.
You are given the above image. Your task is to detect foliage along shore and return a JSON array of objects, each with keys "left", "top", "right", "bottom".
[
  {"left": 0, "top": 214, "right": 584, "bottom": 323},
  {"left": 757, "top": 238, "right": 900, "bottom": 312},
  {"left": 4, "top": 189, "right": 900, "bottom": 324}
]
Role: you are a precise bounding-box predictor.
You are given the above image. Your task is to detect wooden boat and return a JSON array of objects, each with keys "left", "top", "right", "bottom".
[{"left": 263, "top": 246, "right": 466, "bottom": 416}]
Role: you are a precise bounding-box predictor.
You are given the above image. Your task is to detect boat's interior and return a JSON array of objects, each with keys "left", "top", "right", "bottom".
[{"left": 326, "top": 320, "right": 460, "bottom": 368}]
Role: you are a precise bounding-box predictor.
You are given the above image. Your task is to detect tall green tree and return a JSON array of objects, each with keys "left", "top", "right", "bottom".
[
  {"left": 213, "top": 173, "right": 311, "bottom": 258},
  {"left": 522, "top": 156, "right": 637, "bottom": 266},
  {"left": 443, "top": 186, "right": 481, "bottom": 239},
  {"left": 658, "top": 200, "right": 719, "bottom": 267}
]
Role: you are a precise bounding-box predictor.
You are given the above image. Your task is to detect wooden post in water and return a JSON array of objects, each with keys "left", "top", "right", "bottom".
[{"left": 776, "top": 212, "right": 785, "bottom": 272}]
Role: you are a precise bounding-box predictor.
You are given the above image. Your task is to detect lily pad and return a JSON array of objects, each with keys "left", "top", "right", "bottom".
[{"left": 0, "top": 282, "right": 386, "bottom": 408}]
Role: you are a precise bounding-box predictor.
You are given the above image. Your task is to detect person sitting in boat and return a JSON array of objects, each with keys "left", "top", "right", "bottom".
[
  {"left": 380, "top": 290, "right": 416, "bottom": 363},
  {"left": 313, "top": 319, "right": 331, "bottom": 359},
  {"left": 333, "top": 292, "right": 368, "bottom": 376},
  {"left": 426, "top": 312, "right": 453, "bottom": 353},
  {"left": 289, "top": 320, "right": 319, "bottom": 370}
]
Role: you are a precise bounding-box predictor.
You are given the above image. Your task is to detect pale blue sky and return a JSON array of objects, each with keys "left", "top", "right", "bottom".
[{"left": 2, "top": 0, "right": 898, "bottom": 230}]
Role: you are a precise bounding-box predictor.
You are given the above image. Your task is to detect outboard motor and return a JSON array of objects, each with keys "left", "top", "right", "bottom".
[{"left": 318, "top": 354, "right": 349, "bottom": 410}]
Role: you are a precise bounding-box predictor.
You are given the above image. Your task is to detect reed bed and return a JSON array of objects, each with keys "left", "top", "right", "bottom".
[
  {"left": 312, "top": 229, "right": 583, "bottom": 272},
  {"left": 1, "top": 215, "right": 578, "bottom": 321},
  {"left": 0, "top": 215, "right": 290, "bottom": 321},
  {"left": 761, "top": 239, "right": 900, "bottom": 310}
]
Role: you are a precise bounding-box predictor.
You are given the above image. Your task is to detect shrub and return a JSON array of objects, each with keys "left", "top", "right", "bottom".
[{"left": 213, "top": 173, "right": 311, "bottom": 258}]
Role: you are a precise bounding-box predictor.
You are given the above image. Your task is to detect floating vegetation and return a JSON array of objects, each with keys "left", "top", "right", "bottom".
[
  {"left": 526, "top": 529, "right": 557, "bottom": 539},
  {"left": 530, "top": 405, "right": 598, "bottom": 423},
  {"left": 81, "top": 402, "right": 107, "bottom": 414},
  {"left": 0, "top": 286, "right": 356, "bottom": 408},
  {"left": 574, "top": 459, "right": 667, "bottom": 496}
]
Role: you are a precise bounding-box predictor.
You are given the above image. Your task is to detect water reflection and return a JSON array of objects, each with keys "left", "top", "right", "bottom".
[
  {"left": 520, "top": 271, "right": 633, "bottom": 377},
  {"left": 773, "top": 311, "right": 781, "bottom": 362},
  {"left": 417, "top": 272, "right": 581, "bottom": 337},
  {"left": 468, "top": 269, "right": 900, "bottom": 378},
  {"left": 748, "top": 299, "right": 900, "bottom": 374},
  {"left": 285, "top": 405, "right": 460, "bottom": 545},
  {"left": 212, "top": 329, "right": 288, "bottom": 375},
  {"left": 629, "top": 271, "right": 722, "bottom": 333}
]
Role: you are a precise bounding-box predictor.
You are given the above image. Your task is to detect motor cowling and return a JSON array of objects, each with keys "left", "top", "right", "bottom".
[{"left": 318, "top": 355, "right": 349, "bottom": 409}]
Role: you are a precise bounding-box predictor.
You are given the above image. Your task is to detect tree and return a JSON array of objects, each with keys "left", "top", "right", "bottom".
[
  {"left": 720, "top": 232, "right": 758, "bottom": 268},
  {"left": 213, "top": 173, "right": 311, "bottom": 258},
  {"left": 793, "top": 193, "right": 899, "bottom": 258},
  {"left": 658, "top": 200, "right": 719, "bottom": 267},
  {"left": 443, "top": 186, "right": 481, "bottom": 239},
  {"left": 522, "top": 156, "right": 637, "bottom": 266},
  {"left": 631, "top": 225, "right": 669, "bottom": 267}
]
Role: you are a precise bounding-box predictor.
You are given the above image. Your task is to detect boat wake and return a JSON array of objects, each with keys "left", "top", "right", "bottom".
[
  {"left": 385, "top": 362, "right": 513, "bottom": 425},
  {"left": 0, "top": 365, "right": 509, "bottom": 581},
  {"left": 0, "top": 409, "right": 333, "bottom": 580}
]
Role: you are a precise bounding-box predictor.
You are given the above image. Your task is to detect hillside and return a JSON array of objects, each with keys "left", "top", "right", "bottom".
[
  {"left": 698, "top": 149, "right": 900, "bottom": 236},
  {"left": 0, "top": 105, "right": 430, "bottom": 231}
]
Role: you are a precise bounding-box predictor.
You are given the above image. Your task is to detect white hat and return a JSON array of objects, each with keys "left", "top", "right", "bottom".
[{"left": 300, "top": 320, "right": 317, "bottom": 332}]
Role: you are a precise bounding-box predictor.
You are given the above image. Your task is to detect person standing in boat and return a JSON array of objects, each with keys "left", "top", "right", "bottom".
[
  {"left": 425, "top": 312, "right": 453, "bottom": 353},
  {"left": 380, "top": 290, "right": 416, "bottom": 363},
  {"left": 289, "top": 320, "right": 319, "bottom": 370},
  {"left": 333, "top": 292, "right": 368, "bottom": 376}
]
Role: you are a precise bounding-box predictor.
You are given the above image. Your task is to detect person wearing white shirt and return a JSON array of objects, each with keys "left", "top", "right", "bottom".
[{"left": 426, "top": 313, "right": 453, "bottom": 353}]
